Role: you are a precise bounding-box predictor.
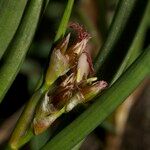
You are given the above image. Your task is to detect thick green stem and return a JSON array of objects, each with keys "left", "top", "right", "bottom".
[{"left": 0, "top": 0, "right": 44, "bottom": 103}]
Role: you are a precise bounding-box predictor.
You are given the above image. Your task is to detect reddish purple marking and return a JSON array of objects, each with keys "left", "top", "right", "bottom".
[{"left": 69, "top": 22, "right": 91, "bottom": 42}]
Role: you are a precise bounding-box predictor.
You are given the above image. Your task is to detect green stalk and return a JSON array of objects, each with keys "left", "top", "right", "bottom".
[
  {"left": 0, "top": 0, "right": 44, "bottom": 103},
  {"left": 54, "top": 0, "right": 74, "bottom": 42},
  {"left": 8, "top": 82, "right": 52, "bottom": 150},
  {"left": 111, "top": 0, "right": 150, "bottom": 84},
  {"left": 0, "top": 0, "right": 27, "bottom": 58},
  {"left": 8, "top": 0, "right": 74, "bottom": 149},
  {"left": 42, "top": 47, "right": 150, "bottom": 150},
  {"left": 94, "top": 0, "right": 137, "bottom": 72},
  {"left": 8, "top": 89, "right": 44, "bottom": 150},
  {"left": 125, "top": 2, "right": 150, "bottom": 69}
]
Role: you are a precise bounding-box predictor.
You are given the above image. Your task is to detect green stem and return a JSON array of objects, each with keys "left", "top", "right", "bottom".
[
  {"left": 0, "top": 0, "right": 44, "bottom": 103},
  {"left": 94, "top": 0, "right": 137, "bottom": 72},
  {"left": 111, "top": 0, "right": 150, "bottom": 84},
  {"left": 17, "top": 129, "right": 34, "bottom": 149},
  {"left": 9, "top": 88, "right": 44, "bottom": 150},
  {"left": 54, "top": 0, "right": 74, "bottom": 42},
  {"left": 42, "top": 47, "right": 150, "bottom": 150}
]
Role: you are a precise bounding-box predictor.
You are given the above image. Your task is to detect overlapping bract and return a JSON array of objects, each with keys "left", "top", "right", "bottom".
[{"left": 33, "top": 23, "right": 108, "bottom": 135}]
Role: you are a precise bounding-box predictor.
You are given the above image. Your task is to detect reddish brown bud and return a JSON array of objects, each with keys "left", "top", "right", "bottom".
[
  {"left": 81, "top": 80, "right": 108, "bottom": 102},
  {"left": 34, "top": 22, "right": 108, "bottom": 135}
]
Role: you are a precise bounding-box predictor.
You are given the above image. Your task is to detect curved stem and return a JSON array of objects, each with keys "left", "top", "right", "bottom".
[
  {"left": 0, "top": 0, "right": 44, "bottom": 103},
  {"left": 94, "top": 0, "right": 137, "bottom": 72},
  {"left": 111, "top": 0, "right": 150, "bottom": 84}
]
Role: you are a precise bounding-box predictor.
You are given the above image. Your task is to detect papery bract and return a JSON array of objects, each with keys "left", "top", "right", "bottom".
[{"left": 33, "top": 22, "right": 108, "bottom": 135}]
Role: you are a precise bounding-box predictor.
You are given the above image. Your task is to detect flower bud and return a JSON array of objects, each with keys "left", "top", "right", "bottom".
[
  {"left": 45, "top": 31, "right": 90, "bottom": 86},
  {"left": 33, "top": 107, "right": 65, "bottom": 135},
  {"left": 45, "top": 34, "right": 71, "bottom": 86},
  {"left": 33, "top": 22, "right": 108, "bottom": 135},
  {"left": 56, "top": 33, "right": 70, "bottom": 54},
  {"left": 81, "top": 80, "right": 108, "bottom": 102},
  {"left": 65, "top": 80, "right": 108, "bottom": 112},
  {"left": 65, "top": 92, "right": 83, "bottom": 112},
  {"left": 45, "top": 49, "right": 70, "bottom": 86},
  {"left": 33, "top": 92, "right": 65, "bottom": 135}
]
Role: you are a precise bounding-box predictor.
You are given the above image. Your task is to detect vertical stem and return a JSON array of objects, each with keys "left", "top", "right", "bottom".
[
  {"left": 9, "top": 88, "right": 44, "bottom": 149},
  {"left": 54, "top": 0, "right": 74, "bottom": 42}
]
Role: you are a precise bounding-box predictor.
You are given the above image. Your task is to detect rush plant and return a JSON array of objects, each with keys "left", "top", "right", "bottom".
[{"left": 0, "top": 0, "right": 149, "bottom": 150}]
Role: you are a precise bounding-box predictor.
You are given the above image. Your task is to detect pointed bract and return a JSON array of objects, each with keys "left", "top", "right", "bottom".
[
  {"left": 56, "top": 33, "right": 70, "bottom": 54},
  {"left": 45, "top": 49, "right": 70, "bottom": 86},
  {"left": 34, "top": 22, "right": 108, "bottom": 135}
]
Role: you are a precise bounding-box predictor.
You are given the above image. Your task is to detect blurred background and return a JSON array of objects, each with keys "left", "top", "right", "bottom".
[{"left": 0, "top": 0, "right": 150, "bottom": 149}]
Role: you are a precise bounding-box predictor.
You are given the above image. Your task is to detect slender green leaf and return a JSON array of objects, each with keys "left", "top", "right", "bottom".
[
  {"left": 0, "top": 0, "right": 44, "bottom": 103},
  {"left": 94, "top": 0, "right": 137, "bottom": 72},
  {"left": 111, "top": 0, "right": 150, "bottom": 84},
  {"left": 42, "top": 47, "right": 150, "bottom": 150},
  {"left": 54, "top": 0, "right": 74, "bottom": 42},
  {"left": 125, "top": 2, "right": 150, "bottom": 69},
  {"left": 0, "top": 0, "right": 27, "bottom": 59}
]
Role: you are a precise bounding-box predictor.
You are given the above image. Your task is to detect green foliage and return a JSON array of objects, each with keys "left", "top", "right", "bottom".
[
  {"left": 7, "top": 0, "right": 75, "bottom": 149},
  {"left": 54, "top": 0, "right": 74, "bottom": 42},
  {"left": 0, "top": 0, "right": 27, "bottom": 58},
  {"left": 0, "top": 0, "right": 44, "bottom": 103},
  {"left": 0, "top": 0, "right": 149, "bottom": 149},
  {"left": 111, "top": 1, "right": 150, "bottom": 84},
  {"left": 94, "top": 0, "right": 138, "bottom": 72}
]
